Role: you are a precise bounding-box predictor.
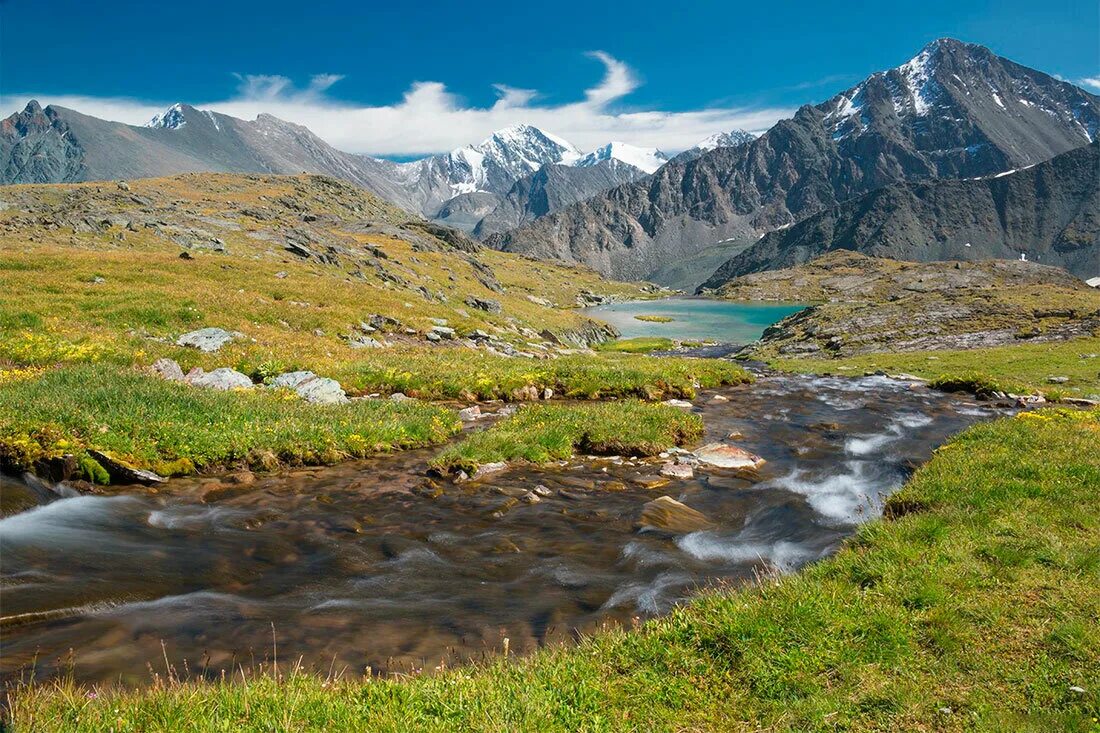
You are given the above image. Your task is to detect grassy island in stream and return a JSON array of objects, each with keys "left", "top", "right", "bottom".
[
  {"left": 430, "top": 401, "right": 704, "bottom": 475},
  {"left": 10, "top": 408, "right": 1098, "bottom": 731}
]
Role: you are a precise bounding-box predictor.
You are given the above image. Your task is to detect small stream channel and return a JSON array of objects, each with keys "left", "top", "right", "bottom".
[{"left": 0, "top": 372, "right": 1003, "bottom": 687}]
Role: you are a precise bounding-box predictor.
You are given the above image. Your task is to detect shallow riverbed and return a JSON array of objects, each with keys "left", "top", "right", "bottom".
[
  {"left": 0, "top": 373, "right": 1003, "bottom": 687},
  {"left": 583, "top": 297, "right": 804, "bottom": 341}
]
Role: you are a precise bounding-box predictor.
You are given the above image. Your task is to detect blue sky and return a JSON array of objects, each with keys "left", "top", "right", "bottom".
[{"left": 2, "top": 0, "right": 1097, "bottom": 156}]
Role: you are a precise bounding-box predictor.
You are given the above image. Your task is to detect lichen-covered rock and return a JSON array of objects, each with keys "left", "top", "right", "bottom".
[
  {"left": 189, "top": 367, "right": 254, "bottom": 390},
  {"left": 269, "top": 371, "right": 348, "bottom": 404},
  {"left": 86, "top": 449, "right": 165, "bottom": 485},
  {"left": 177, "top": 327, "right": 241, "bottom": 353}
]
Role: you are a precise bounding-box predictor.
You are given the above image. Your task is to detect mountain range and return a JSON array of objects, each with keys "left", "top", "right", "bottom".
[
  {"left": 0, "top": 102, "right": 726, "bottom": 237},
  {"left": 486, "top": 39, "right": 1100, "bottom": 285},
  {"left": 700, "top": 141, "right": 1099, "bottom": 288},
  {"left": 3, "top": 38, "right": 1098, "bottom": 290}
]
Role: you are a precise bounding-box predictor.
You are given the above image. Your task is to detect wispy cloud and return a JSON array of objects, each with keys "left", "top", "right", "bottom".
[
  {"left": 1, "top": 53, "right": 792, "bottom": 156},
  {"left": 1079, "top": 76, "right": 1100, "bottom": 92}
]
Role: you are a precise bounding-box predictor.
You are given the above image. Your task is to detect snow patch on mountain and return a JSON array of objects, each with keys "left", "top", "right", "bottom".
[
  {"left": 693, "top": 129, "right": 757, "bottom": 151},
  {"left": 146, "top": 104, "right": 187, "bottom": 130},
  {"left": 574, "top": 141, "right": 668, "bottom": 174}
]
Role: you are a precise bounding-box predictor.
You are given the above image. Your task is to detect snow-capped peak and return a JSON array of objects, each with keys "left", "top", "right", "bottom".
[
  {"left": 146, "top": 103, "right": 187, "bottom": 130},
  {"left": 574, "top": 141, "right": 669, "bottom": 174},
  {"left": 693, "top": 129, "right": 756, "bottom": 152}
]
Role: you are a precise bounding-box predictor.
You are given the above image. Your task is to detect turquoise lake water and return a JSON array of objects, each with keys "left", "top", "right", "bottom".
[{"left": 584, "top": 297, "right": 804, "bottom": 342}]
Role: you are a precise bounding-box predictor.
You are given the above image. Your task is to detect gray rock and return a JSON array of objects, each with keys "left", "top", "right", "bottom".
[
  {"left": 177, "top": 327, "right": 241, "bottom": 353},
  {"left": 87, "top": 449, "right": 165, "bottom": 485},
  {"left": 465, "top": 296, "right": 502, "bottom": 314},
  {"left": 270, "top": 371, "right": 348, "bottom": 404},
  {"left": 458, "top": 406, "right": 482, "bottom": 421},
  {"left": 429, "top": 325, "right": 456, "bottom": 340},
  {"left": 662, "top": 399, "right": 694, "bottom": 409},
  {"left": 295, "top": 377, "right": 348, "bottom": 404},
  {"left": 659, "top": 462, "right": 694, "bottom": 480},
  {"left": 389, "top": 392, "right": 413, "bottom": 402},
  {"left": 189, "top": 367, "right": 254, "bottom": 391},
  {"left": 1048, "top": 376, "right": 1070, "bottom": 384},
  {"left": 150, "top": 358, "right": 184, "bottom": 381}
]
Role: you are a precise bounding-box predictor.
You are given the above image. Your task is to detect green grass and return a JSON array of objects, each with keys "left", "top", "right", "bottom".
[
  {"left": 10, "top": 408, "right": 1098, "bottom": 731},
  {"left": 338, "top": 348, "right": 750, "bottom": 400},
  {"left": 595, "top": 337, "right": 677, "bottom": 354},
  {"left": 0, "top": 364, "right": 460, "bottom": 479},
  {"left": 634, "top": 314, "right": 675, "bottom": 323},
  {"left": 430, "top": 401, "right": 704, "bottom": 474},
  {"left": 771, "top": 336, "right": 1100, "bottom": 399}
]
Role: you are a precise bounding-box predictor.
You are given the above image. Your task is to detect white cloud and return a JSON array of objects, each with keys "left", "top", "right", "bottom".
[
  {"left": 1, "top": 53, "right": 791, "bottom": 156},
  {"left": 1079, "top": 76, "right": 1100, "bottom": 92}
]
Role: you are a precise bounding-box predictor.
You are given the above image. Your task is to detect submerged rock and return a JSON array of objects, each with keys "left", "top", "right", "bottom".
[
  {"left": 693, "top": 442, "right": 766, "bottom": 469},
  {"left": 639, "top": 496, "right": 714, "bottom": 533},
  {"left": 177, "top": 327, "right": 241, "bottom": 353},
  {"left": 659, "top": 462, "right": 694, "bottom": 480},
  {"left": 189, "top": 367, "right": 254, "bottom": 391}
]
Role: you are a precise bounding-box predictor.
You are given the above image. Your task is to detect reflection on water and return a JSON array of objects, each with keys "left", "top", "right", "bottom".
[
  {"left": 0, "top": 374, "right": 1002, "bottom": 686},
  {"left": 583, "top": 297, "right": 804, "bottom": 342}
]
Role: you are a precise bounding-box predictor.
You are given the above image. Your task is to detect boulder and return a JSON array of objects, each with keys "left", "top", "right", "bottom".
[
  {"left": 458, "top": 406, "right": 482, "bottom": 421},
  {"left": 270, "top": 371, "right": 348, "bottom": 404},
  {"left": 465, "top": 296, "right": 502, "bottom": 314},
  {"left": 512, "top": 385, "right": 540, "bottom": 401},
  {"left": 86, "top": 449, "right": 165, "bottom": 485},
  {"left": 429, "top": 326, "right": 456, "bottom": 340},
  {"left": 693, "top": 442, "right": 766, "bottom": 469},
  {"left": 177, "top": 327, "right": 241, "bottom": 353},
  {"left": 190, "top": 368, "right": 254, "bottom": 391},
  {"left": 151, "top": 358, "right": 185, "bottom": 382},
  {"left": 639, "top": 496, "right": 714, "bottom": 533}
]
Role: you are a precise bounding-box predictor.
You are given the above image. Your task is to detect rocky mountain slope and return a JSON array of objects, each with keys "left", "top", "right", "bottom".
[
  {"left": 719, "top": 251, "right": 1100, "bottom": 357},
  {"left": 486, "top": 39, "right": 1100, "bottom": 284},
  {"left": 700, "top": 141, "right": 1099, "bottom": 289}
]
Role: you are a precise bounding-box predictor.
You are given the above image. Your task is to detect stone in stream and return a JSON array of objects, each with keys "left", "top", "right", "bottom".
[
  {"left": 150, "top": 358, "right": 185, "bottom": 382},
  {"left": 458, "top": 405, "right": 482, "bottom": 421},
  {"left": 189, "top": 367, "right": 254, "bottom": 391},
  {"left": 662, "top": 399, "right": 694, "bottom": 409},
  {"left": 638, "top": 496, "right": 714, "bottom": 534},
  {"left": 693, "top": 442, "right": 766, "bottom": 470},
  {"left": 659, "top": 462, "right": 694, "bottom": 480},
  {"left": 176, "top": 327, "right": 242, "bottom": 353},
  {"left": 86, "top": 449, "right": 165, "bottom": 485},
  {"left": 472, "top": 462, "right": 508, "bottom": 480},
  {"left": 708, "top": 394, "right": 730, "bottom": 404}
]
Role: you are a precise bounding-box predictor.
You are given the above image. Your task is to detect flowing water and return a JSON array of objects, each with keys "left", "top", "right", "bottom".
[
  {"left": 582, "top": 297, "right": 805, "bottom": 341},
  {"left": 0, "top": 373, "right": 1004, "bottom": 686}
]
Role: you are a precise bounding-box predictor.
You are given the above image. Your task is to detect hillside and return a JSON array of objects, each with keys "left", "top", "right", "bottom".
[
  {"left": 701, "top": 142, "right": 1099, "bottom": 289},
  {"left": 0, "top": 173, "right": 659, "bottom": 373},
  {"left": 486, "top": 39, "right": 1100, "bottom": 284},
  {"left": 717, "top": 251, "right": 1100, "bottom": 358}
]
